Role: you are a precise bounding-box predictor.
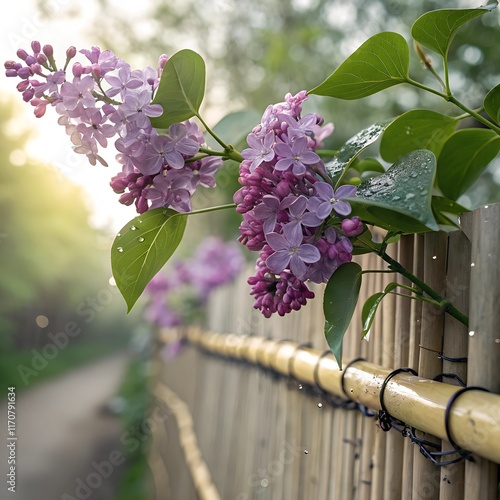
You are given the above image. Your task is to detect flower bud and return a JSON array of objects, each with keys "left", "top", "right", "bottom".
[
  {"left": 25, "top": 55, "right": 36, "bottom": 66},
  {"left": 66, "top": 46, "right": 77, "bottom": 59},
  {"left": 31, "top": 41, "right": 41, "bottom": 53},
  {"left": 72, "top": 63, "right": 84, "bottom": 78},
  {"left": 91, "top": 63, "right": 101, "bottom": 79},
  {"left": 413, "top": 41, "right": 431, "bottom": 69},
  {"left": 16, "top": 80, "right": 30, "bottom": 91},
  {"left": 42, "top": 44, "right": 54, "bottom": 57},
  {"left": 36, "top": 53, "right": 48, "bottom": 65},
  {"left": 16, "top": 49, "right": 29, "bottom": 60},
  {"left": 5, "top": 69, "right": 18, "bottom": 77},
  {"left": 4, "top": 60, "right": 17, "bottom": 69},
  {"left": 341, "top": 216, "right": 364, "bottom": 237},
  {"left": 17, "top": 66, "right": 32, "bottom": 79},
  {"left": 158, "top": 54, "right": 169, "bottom": 71},
  {"left": 22, "top": 88, "right": 35, "bottom": 102}
]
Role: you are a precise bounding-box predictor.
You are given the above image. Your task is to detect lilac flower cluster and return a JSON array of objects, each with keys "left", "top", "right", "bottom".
[
  {"left": 145, "top": 237, "right": 244, "bottom": 328},
  {"left": 235, "top": 91, "right": 364, "bottom": 318},
  {"left": 5, "top": 42, "right": 221, "bottom": 214}
]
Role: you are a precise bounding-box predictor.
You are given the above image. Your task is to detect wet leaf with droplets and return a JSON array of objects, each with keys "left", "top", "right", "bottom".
[
  {"left": 325, "top": 120, "right": 392, "bottom": 186},
  {"left": 111, "top": 208, "right": 187, "bottom": 312},
  {"left": 380, "top": 110, "right": 457, "bottom": 163},
  {"left": 348, "top": 149, "right": 439, "bottom": 233}
]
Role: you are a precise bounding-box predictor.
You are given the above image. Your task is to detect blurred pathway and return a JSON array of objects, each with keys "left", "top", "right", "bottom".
[{"left": 1, "top": 353, "right": 130, "bottom": 500}]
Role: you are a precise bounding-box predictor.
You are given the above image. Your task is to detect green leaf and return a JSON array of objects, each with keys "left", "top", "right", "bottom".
[
  {"left": 380, "top": 110, "right": 457, "bottom": 163},
  {"left": 325, "top": 120, "right": 392, "bottom": 186},
  {"left": 352, "top": 158, "right": 386, "bottom": 174},
  {"left": 432, "top": 196, "right": 470, "bottom": 215},
  {"left": 324, "top": 262, "right": 362, "bottom": 369},
  {"left": 437, "top": 129, "right": 500, "bottom": 200},
  {"left": 484, "top": 83, "right": 500, "bottom": 125},
  {"left": 349, "top": 149, "right": 439, "bottom": 233},
  {"left": 205, "top": 109, "right": 262, "bottom": 151},
  {"left": 361, "top": 283, "right": 398, "bottom": 337},
  {"left": 310, "top": 32, "right": 409, "bottom": 100},
  {"left": 150, "top": 49, "right": 206, "bottom": 128},
  {"left": 411, "top": 5, "right": 496, "bottom": 58},
  {"left": 111, "top": 208, "right": 188, "bottom": 312}
]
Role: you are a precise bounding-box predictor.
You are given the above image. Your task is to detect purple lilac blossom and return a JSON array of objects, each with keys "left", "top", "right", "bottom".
[
  {"left": 5, "top": 41, "right": 221, "bottom": 214},
  {"left": 235, "top": 91, "right": 363, "bottom": 318}
]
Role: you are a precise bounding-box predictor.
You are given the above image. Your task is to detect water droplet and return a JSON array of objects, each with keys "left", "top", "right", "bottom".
[
  {"left": 117, "top": 247, "right": 124, "bottom": 253},
  {"left": 260, "top": 479, "right": 269, "bottom": 488},
  {"left": 410, "top": 172, "right": 418, "bottom": 178},
  {"left": 137, "top": 219, "right": 143, "bottom": 224},
  {"left": 317, "top": 402, "right": 323, "bottom": 408},
  {"left": 406, "top": 193, "right": 415, "bottom": 200},
  {"left": 138, "top": 237, "right": 145, "bottom": 243},
  {"left": 298, "top": 384, "right": 303, "bottom": 390},
  {"left": 485, "top": 205, "right": 489, "bottom": 209},
  {"left": 108, "top": 276, "right": 116, "bottom": 286},
  {"left": 420, "top": 190, "right": 428, "bottom": 196},
  {"left": 469, "top": 330, "right": 475, "bottom": 337},
  {"left": 117, "top": 232, "right": 121, "bottom": 237},
  {"left": 432, "top": 255, "right": 437, "bottom": 260},
  {"left": 471, "top": 262, "right": 475, "bottom": 267},
  {"left": 162, "top": 209, "right": 168, "bottom": 215},
  {"left": 495, "top": 339, "right": 500, "bottom": 344},
  {"left": 130, "top": 225, "right": 137, "bottom": 231},
  {"left": 304, "top": 450, "right": 309, "bottom": 455}
]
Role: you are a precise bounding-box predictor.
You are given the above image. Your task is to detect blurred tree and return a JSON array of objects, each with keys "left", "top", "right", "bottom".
[{"left": 0, "top": 100, "right": 132, "bottom": 351}]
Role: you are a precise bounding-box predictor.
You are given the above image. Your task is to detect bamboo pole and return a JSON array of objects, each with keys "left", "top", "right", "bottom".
[
  {"left": 463, "top": 204, "right": 500, "bottom": 500},
  {"left": 184, "top": 329, "right": 500, "bottom": 464},
  {"left": 439, "top": 229, "right": 471, "bottom": 500}
]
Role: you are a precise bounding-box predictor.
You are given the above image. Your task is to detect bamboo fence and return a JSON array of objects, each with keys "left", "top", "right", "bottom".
[{"left": 149, "top": 203, "right": 500, "bottom": 500}]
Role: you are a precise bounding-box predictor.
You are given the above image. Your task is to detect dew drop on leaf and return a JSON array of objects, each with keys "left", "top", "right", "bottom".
[
  {"left": 138, "top": 237, "right": 145, "bottom": 242},
  {"left": 117, "top": 247, "right": 124, "bottom": 253},
  {"left": 130, "top": 225, "right": 137, "bottom": 231}
]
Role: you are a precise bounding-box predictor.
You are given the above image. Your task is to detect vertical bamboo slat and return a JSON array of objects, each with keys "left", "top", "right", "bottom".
[{"left": 463, "top": 205, "right": 500, "bottom": 500}]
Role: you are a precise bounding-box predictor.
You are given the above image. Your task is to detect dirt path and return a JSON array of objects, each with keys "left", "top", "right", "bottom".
[{"left": 1, "top": 353, "right": 130, "bottom": 500}]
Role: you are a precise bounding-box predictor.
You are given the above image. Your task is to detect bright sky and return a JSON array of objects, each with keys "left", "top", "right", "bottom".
[{"left": 0, "top": 0, "right": 153, "bottom": 233}]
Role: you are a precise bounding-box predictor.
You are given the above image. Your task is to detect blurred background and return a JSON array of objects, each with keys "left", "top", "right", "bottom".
[{"left": 0, "top": 0, "right": 499, "bottom": 498}]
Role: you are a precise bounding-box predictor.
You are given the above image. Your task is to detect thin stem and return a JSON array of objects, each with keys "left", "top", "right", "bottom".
[
  {"left": 388, "top": 291, "right": 441, "bottom": 307},
  {"left": 379, "top": 250, "right": 469, "bottom": 327},
  {"left": 405, "top": 78, "right": 500, "bottom": 135},
  {"left": 198, "top": 147, "right": 243, "bottom": 163},
  {"left": 360, "top": 270, "right": 395, "bottom": 275},
  {"left": 316, "top": 149, "right": 339, "bottom": 157},
  {"left": 188, "top": 203, "right": 236, "bottom": 216},
  {"left": 448, "top": 96, "right": 500, "bottom": 135},
  {"left": 442, "top": 57, "right": 451, "bottom": 96},
  {"left": 195, "top": 113, "right": 230, "bottom": 150}
]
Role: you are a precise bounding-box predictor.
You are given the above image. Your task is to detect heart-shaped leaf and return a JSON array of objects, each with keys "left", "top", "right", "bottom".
[
  {"left": 437, "top": 129, "right": 500, "bottom": 200},
  {"left": 310, "top": 32, "right": 409, "bottom": 100},
  {"left": 361, "top": 283, "right": 398, "bottom": 337},
  {"left": 325, "top": 120, "right": 392, "bottom": 186},
  {"left": 112, "top": 208, "right": 188, "bottom": 312},
  {"left": 380, "top": 110, "right": 457, "bottom": 162},
  {"left": 484, "top": 83, "right": 500, "bottom": 125},
  {"left": 411, "top": 5, "right": 496, "bottom": 58},
  {"left": 324, "top": 262, "right": 362, "bottom": 369},
  {"left": 349, "top": 149, "right": 439, "bottom": 233},
  {"left": 150, "top": 49, "right": 206, "bottom": 129}
]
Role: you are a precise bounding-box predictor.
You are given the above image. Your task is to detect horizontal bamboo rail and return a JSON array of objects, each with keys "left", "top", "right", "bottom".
[{"left": 173, "top": 327, "right": 500, "bottom": 465}]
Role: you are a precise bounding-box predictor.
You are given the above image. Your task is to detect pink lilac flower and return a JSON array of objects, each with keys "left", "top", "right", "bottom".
[
  {"left": 313, "top": 182, "right": 357, "bottom": 218},
  {"left": 266, "top": 223, "right": 320, "bottom": 279},
  {"left": 235, "top": 91, "right": 363, "bottom": 318},
  {"left": 5, "top": 41, "right": 221, "bottom": 215}
]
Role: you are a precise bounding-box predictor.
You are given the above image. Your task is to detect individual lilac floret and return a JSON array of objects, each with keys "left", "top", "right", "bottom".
[
  {"left": 313, "top": 182, "right": 357, "bottom": 219},
  {"left": 274, "top": 136, "right": 320, "bottom": 175},
  {"left": 266, "top": 224, "right": 320, "bottom": 279},
  {"left": 242, "top": 131, "right": 275, "bottom": 171}
]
